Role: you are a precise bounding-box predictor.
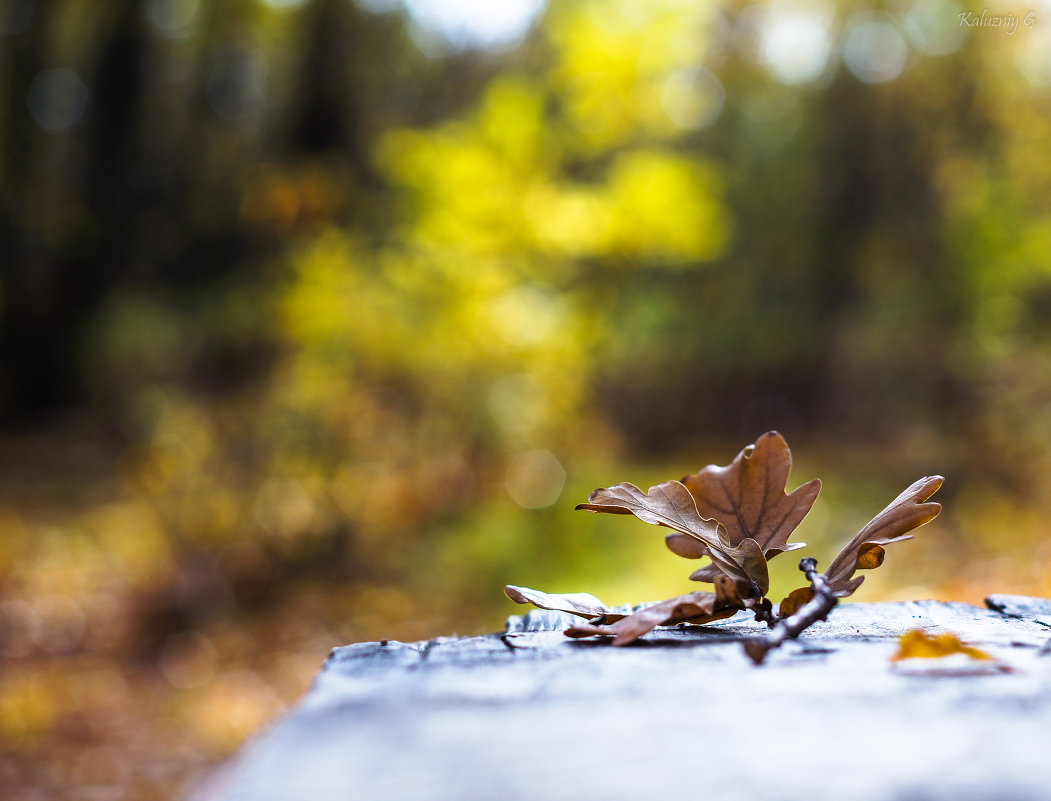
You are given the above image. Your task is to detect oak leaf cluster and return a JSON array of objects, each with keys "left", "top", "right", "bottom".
[{"left": 505, "top": 432, "right": 943, "bottom": 655}]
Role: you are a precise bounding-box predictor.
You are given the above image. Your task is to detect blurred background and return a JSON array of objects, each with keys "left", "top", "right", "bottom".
[{"left": 3, "top": 0, "right": 1051, "bottom": 797}]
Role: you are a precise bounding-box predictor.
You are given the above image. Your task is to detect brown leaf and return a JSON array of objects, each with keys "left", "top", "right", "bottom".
[
  {"left": 687, "top": 564, "right": 723, "bottom": 582},
  {"left": 564, "top": 589, "right": 739, "bottom": 646},
  {"left": 681, "top": 431, "right": 820, "bottom": 551},
  {"left": 576, "top": 481, "right": 722, "bottom": 536},
  {"left": 503, "top": 585, "right": 626, "bottom": 621},
  {"left": 777, "top": 587, "right": 814, "bottom": 618},
  {"left": 665, "top": 533, "right": 709, "bottom": 559},
  {"left": 576, "top": 480, "right": 769, "bottom": 595},
  {"left": 666, "top": 534, "right": 806, "bottom": 566},
  {"left": 677, "top": 431, "right": 820, "bottom": 583},
  {"left": 824, "top": 476, "right": 944, "bottom": 596}
]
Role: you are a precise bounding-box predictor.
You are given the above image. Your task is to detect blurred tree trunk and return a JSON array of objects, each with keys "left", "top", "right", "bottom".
[{"left": 0, "top": 0, "right": 145, "bottom": 415}]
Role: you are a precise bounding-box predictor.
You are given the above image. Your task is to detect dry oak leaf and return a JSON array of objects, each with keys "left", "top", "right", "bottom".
[
  {"left": 503, "top": 585, "right": 627, "bottom": 623},
  {"left": 576, "top": 480, "right": 769, "bottom": 596},
  {"left": 777, "top": 475, "right": 943, "bottom": 615},
  {"left": 672, "top": 431, "right": 820, "bottom": 584},
  {"left": 824, "top": 475, "right": 944, "bottom": 595},
  {"left": 565, "top": 577, "right": 744, "bottom": 646}
]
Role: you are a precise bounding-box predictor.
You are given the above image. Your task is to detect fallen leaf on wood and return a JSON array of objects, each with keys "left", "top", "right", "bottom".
[
  {"left": 503, "top": 585, "right": 626, "bottom": 621},
  {"left": 565, "top": 586, "right": 739, "bottom": 646},
  {"left": 890, "top": 629, "right": 1011, "bottom": 675},
  {"left": 823, "top": 476, "right": 943, "bottom": 596},
  {"left": 892, "top": 629, "right": 992, "bottom": 661},
  {"left": 577, "top": 480, "right": 769, "bottom": 596}
]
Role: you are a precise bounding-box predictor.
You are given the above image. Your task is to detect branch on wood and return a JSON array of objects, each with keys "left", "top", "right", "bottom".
[
  {"left": 752, "top": 596, "right": 777, "bottom": 628},
  {"left": 743, "top": 558, "right": 837, "bottom": 664}
]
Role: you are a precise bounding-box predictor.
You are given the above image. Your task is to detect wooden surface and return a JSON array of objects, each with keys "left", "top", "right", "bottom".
[{"left": 200, "top": 595, "right": 1051, "bottom": 801}]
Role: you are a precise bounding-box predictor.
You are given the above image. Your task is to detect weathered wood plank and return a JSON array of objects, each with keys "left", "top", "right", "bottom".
[{"left": 200, "top": 598, "right": 1051, "bottom": 801}]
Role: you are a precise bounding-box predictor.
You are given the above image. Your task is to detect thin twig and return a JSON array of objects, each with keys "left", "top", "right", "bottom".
[
  {"left": 752, "top": 597, "right": 777, "bottom": 628},
  {"left": 743, "top": 557, "right": 838, "bottom": 664}
]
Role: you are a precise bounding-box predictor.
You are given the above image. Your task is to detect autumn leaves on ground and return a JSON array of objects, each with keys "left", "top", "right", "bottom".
[{"left": 506, "top": 432, "right": 943, "bottom": 655}]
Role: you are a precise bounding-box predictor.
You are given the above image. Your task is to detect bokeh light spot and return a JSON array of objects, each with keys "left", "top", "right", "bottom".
[
  {"left": 487, "top": 286, "right": 561, "bottom": 348},
  {"left": 205, "top": 47, "right": 268, "bottom": 121},
  {"left": 0, "top": 600, "right": 37, "bottom": 658},
  {"left": 757, "top": 0, "right": 834, "bottom": 86},
  {"left": 904, "top": 0, "right": 967, "bottom": 56},
  {"left": 159, "top": 631, "right": 219, "bottom": 690},
  {"left": 355, "top": 0, "right": 401, "bottom": 11},
  {"left": 259, "top": 0, "right": 308, "bottom": 10},
  {"left": 661, "top": 66, "right": 726, "bottom": 131},
  {"left": 30, "top": 595, "right": 86, "bottom": 654},
  {"left": 505, "top": 450, "right": 566, "bottom": 509},
  {"left": 403, "top": 0, "right": 546, "bottom": 52},
  {"left": 488, "top": 373, "right": 548, "bottom": 433},
  {"left": 144, "top": 0, "right": 200, "bottom": 39},
  {"left": 843, "top": 14, "right": 910, "bottom": 84},
  {"left": 1016, "top": 27, "right": 1051, "bottom": 86},
  {"left": 27, "top": 68, "right": 89, "bottom": 131}
]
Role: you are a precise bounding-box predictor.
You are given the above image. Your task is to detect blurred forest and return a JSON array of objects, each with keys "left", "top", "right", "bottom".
[{"left": 3, "top": 0, "right": 1051, "bottom": 798}]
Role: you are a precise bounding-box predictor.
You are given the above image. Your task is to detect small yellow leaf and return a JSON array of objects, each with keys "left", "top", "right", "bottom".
[
  {"left": 891, "top": 629, "right": 992, "bottom": 662},
  {"left": 855, "top": 543, "right": 885, "bottom": 570}
]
